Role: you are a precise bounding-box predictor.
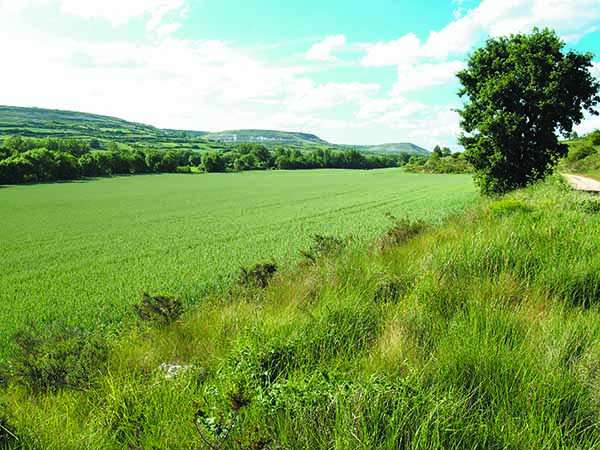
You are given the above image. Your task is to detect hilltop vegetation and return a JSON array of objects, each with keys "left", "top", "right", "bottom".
[{"left": 0, "top": 106, "right": 208, "bottom": 148}]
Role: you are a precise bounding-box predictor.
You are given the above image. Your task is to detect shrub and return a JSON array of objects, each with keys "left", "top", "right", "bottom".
[
  {"left": 378, "top": 217, "right": 426, "bottom": 251},
  {"left": 238, "top": 262, "right": 278, "bottom": 289},
  {"left": 488, "top": 198, "right": 532, "bottom": 217},
  {"left": 134, "top": 293, "right": 184, "bottom": 326},
  {"left": 8, "top": 325, "right": 109, "bottom": 392},
  {"left": 591, "top": 130, "right": 600, "bottom": 146},
  {"left": 300, "top": 235, "right": 345, "bottom": 264}
]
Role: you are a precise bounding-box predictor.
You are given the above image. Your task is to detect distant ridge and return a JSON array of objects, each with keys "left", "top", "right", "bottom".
[
  {"left": 205, "top": 129, "right": 328, "bottom": 145},
  {"left": 357, "top": 142, "right": 429, "bottom": 155},
  {"left": 0, "top": 105, "right": 429, "bottom": 155}
]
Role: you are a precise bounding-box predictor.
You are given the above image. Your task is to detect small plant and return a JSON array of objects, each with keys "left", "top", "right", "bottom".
[
  {"left": 0, "top": 405, "right": 17, "bottom": 447},
  {"left": 378, "top": 216, "right": 426, "bottom": 251},
  {"left": 300, "top": 234, "right": 345, "bottom": 264},
  {"left": 488, "top": 198, "right": 532, "bottom": 217},
  {"left": 194, "top": 408, "right": 237, "bottom": 450},
  {"left": 134, "top": 292, "right": 184, "bottom": 326},
  {"left": 578, "top": 198, "right": 600, "bottom": 214},
  {"left": 9, "top": 325, "right": 109, "bottom": 392},
  {"left": 238, "top": 262, "right": 278, "bottom": 289},
  {"left": 373, "top": 276, "right": 409, "bottom": 303}
]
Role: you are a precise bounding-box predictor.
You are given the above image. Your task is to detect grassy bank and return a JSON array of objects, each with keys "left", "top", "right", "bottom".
[
  {"left": 4, "top": 175, "right": 600, "bottom": 448},
  {"left": 564, "top": 132, "right": 600, "bottom": 179}
]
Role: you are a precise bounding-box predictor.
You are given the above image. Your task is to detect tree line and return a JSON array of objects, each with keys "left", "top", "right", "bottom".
[
  {"left": 0, "top": 137, "right": 408, "bottom": 185},
  {"left": 405, "top": 145, "right": 473, "bottom": 174}
]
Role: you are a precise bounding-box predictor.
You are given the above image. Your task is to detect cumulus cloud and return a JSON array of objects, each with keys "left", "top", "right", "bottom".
[
  {"left": 306, "top": 35, "right": 346, "bottom": 62},
  {"left": 362, "top": 0, "right": 600, "bottom": 65}
]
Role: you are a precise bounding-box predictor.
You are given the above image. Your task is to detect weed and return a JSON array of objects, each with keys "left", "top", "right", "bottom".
[
  {"left": 373, "top": 275, "right": 410, "bottom": 303},
  {"left": 0, "top": 405, "right": 17, "bottom": 448},
  {"left": 300, "top": 235, "right": 346, "bottom": 264},
  {"left": 134, "top": 292, "right": 184, "bottom": 326},
  {"left": 238, "top": 262, "right": 278, "bottom": 289},
  {"left": 378, "top": 216, "right": 427, "bottom": 251},
  {"left": 577, "top": 198, "right": 600, "bottom": 214},
  {"left": 8, "top": 325, "right": 108, "bottom": 392}
]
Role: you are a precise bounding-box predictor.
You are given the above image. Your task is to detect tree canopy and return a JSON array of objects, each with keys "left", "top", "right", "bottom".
[{"left": 457, "top": 28, "right": 600, "bottom": 195}]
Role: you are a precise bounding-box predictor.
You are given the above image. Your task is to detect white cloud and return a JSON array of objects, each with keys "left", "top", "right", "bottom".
[
  {"left": 360, "top": 33, "right": 422, "bottom": 67},
  {"left": 363, "top": 0, "right": 600, "bottom": 64},
  {"left": 0, "top": 0, "right": 186, "bottom": 35},
  {"left": 392, "top": 61, "right": 465, "bottom": 94},
  {"left": 356, "top": 97, "right": 427, "bottom": 120},
  {"left": 306, "top": 35, "right": 346, "bottom": 62},
  {"left": 59, "top": 0, "right": 186, "bottom": 28}
]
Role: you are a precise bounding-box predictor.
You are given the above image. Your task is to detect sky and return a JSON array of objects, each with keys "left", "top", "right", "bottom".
[{"left": 1, "top": 0, "right": 599, "bottom": 149}]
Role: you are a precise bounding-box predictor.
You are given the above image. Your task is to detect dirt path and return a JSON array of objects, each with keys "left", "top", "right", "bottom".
[{"left": 563, "top": 174, "right": 600, "bottom": 192}]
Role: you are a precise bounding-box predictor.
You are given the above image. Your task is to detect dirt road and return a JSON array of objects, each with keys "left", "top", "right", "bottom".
[{"left": 563, "top": 174, "right": 600, "bottom": 192}]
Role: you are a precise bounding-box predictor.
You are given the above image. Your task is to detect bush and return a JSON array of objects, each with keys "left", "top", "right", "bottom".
[
  {"left": 238, "top": 262, "right": 278, "bottom": 289},
  {"left": 8, "top": 325, "right": 109, "bottom": 392},
  {"left": 300, "top": 235, "right": 345, "bottom": 264},
  {"left": 591, "top": 130, "right": 600, "bottom": 146},
  {"left": 378, "top": 217, "right": 426, "bottom": 251},
  {"left": 134, "top": 293, "right": 184, "bottom": 326}
]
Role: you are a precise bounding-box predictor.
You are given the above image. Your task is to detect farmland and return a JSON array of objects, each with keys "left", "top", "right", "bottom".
[{"left": 0, "top": 169, "right": 476, "bottom": 360}]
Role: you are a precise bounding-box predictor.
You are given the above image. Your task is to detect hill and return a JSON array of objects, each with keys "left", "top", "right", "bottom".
[
  {"left": 204, "top": 129, "right": 328, "bottom": 145},
  {"left": 0, "top": 105, "right": 207, "bottom": 145},
  {"left": 0, "top": 106, "right": 429, "bottom": 155},
  {"left": 358, "top": 142, "right": 429, "bottom": 155}
]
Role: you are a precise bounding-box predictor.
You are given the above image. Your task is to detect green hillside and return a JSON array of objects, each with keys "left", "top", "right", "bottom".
[
  {"left": 0, "top": 106, "right": 207, "bottom": 145},
  {"left": 0, "top": 106, "right": 429, "bottom": 155}
]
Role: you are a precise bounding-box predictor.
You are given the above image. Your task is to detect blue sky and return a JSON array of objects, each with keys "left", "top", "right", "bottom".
[{"left": 1, "top": 0, "right": 599, "bottom": 149}]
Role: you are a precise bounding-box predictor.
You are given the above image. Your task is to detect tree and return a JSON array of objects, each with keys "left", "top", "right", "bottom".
[
  {"left": 457, "top": 28, "right": 600, "bottom": 195},
  {"left": 201, "top": 152, "right": 226, "bottom": 173}
]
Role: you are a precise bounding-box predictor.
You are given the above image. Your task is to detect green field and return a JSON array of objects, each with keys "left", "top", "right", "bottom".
[{"left": 0, "top": 169, "right": 475, "bottom": 359}]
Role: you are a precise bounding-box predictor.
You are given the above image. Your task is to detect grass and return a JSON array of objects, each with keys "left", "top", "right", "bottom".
[
  {"left": 0, "top": 169, "right": 475, "bottom": 362},
  {"left": 5, "top": 175, "right": 600, "bottom": 448}
]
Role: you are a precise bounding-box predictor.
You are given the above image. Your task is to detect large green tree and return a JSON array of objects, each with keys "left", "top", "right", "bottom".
[{"left": 457, "top": 28, "right": 599, "bottom": 195}]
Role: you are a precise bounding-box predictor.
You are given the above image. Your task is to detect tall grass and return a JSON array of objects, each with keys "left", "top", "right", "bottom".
[{"left": 4, "top": 176, "right": 600, "bottom": 448}]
